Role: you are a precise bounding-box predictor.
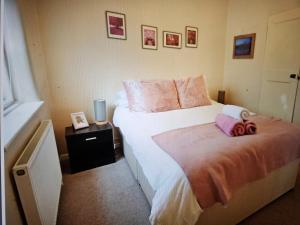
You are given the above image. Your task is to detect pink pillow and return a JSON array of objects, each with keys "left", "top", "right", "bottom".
[
  {"left": 123, "top": 80, "right": 146, "bottom": 112},
  {"left": 141, "top": 79, "right": 180, "bottom": 112},
  {"left": 175, "top": 76, "right": 211, "bottom": 108}
]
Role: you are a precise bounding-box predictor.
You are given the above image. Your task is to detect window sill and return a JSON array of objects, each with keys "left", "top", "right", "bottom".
[{"left": 4, "top": 101, "right": 44, "bottom": 148}]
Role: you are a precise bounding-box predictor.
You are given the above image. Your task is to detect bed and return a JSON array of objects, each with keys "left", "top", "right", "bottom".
[{"left": 113, "top": 101, "right": 300, "bottom": 225}]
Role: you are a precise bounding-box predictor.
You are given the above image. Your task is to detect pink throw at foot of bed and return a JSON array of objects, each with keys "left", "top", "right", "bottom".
[
  {"left": 215, "top": 113, "right": 245, "bottom": 136},
  {"left": 152, "top": 116, "right": 300, "bottom": 209}
]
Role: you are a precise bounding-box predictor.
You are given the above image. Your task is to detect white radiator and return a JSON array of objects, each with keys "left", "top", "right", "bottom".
[{"left": 13, "top": 120, "right": 62, "bottom": 225}]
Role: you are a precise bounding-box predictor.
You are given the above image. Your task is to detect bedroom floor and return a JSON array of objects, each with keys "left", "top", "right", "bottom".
[{"left": 58, "top": 155, "right": 300, "bottom": 225}]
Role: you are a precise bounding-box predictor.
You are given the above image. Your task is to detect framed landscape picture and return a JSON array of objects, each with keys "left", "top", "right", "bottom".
[
  {"left": 141, "top": 25, "right": 158, "bottom": 50},
  {"left": 163, "top": 31, "right": 182, "bottom": 49},
  {"left": 105, "top": 11, "right": 126, "bottom": 40},
  {"left": 185, "top": 26, "right": 198, "bottom": 48},
  {"left": 233, "top": 33, "right": 256, "bottom": 59}
]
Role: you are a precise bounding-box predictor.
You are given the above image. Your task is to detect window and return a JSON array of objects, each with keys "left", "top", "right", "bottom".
[{"left": 3, "top": 0, "right": 43, "bottom": 147}]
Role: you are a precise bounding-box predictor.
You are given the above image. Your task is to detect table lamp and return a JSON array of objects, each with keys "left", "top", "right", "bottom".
[{"left": 94, "top": 99, "right": 107, "bottom": 125}]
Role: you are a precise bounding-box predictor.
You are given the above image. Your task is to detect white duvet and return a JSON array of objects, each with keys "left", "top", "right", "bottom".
[{"left": 113, "top": 102, "right": 224, "bottom": 225}]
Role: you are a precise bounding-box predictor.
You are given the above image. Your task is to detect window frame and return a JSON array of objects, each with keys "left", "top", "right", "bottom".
[
  {"left": 3, "top": 47, "right": 17, "bottom": 111},
  {"left": 0, "top": 0, "right": 5, "bottom": 223},
  {"left": 3, "top": 0, "right": 43, "bottom": 147}
]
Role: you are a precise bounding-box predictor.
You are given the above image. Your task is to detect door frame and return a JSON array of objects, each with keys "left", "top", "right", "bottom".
[{"left": 1, "top": 0, "right": 5, "bottom": 224}]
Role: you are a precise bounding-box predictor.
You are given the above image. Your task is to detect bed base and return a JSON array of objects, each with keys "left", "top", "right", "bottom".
[{"left": 123, "top": 137, "right": 299, "bottom": 225}]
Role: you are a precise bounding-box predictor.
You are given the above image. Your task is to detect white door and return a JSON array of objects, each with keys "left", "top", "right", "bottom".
[
  {"left": 259, "top": 8, "right": 300, "bottom": 122},
  {"left": 292, "top": 80, "right": 300, "bottom": 126}
]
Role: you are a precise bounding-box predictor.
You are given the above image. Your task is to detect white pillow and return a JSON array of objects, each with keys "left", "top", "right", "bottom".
[{"left": 115, "top": 90, "right": 129, "bottom": 107}]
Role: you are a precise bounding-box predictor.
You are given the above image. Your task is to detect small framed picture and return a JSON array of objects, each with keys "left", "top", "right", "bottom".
[
  {"left": 105, "top": 11, "right": 127, "bottom": 40},
  {"left": 233, "top": 33, "right": 256, "bottom": 59},
  {"left": 185, "top": 26, "right": 198, "bottom": 48},
  {"left": 70, "top": 112, "right": 89, "bottom": 130},
  {"left": 141, "top": 25, "right": 158, "bottom": 50},
  {"left": 163, "top": 31, "right": 182, "bottom": 49}
]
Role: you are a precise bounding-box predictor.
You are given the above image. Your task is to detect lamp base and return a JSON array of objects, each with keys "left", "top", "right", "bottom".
[{"left": 95, "top": 121, "right": 108, "bottom": 126}]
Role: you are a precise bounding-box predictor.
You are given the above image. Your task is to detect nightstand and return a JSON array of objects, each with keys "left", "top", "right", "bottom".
[
  {"left": 217, "top": 90, "right": 225, "bottom": 104},
  {"left": 65, "top": 123, "right": 115, "bottom": 173}
]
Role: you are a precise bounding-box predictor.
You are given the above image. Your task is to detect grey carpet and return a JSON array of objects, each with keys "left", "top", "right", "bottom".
[
  {"left": 57, "top": 158, "right": 300, "bottom": 225},
  {"left": 57, "top": 159, "right": 151, "bottom": 225}
]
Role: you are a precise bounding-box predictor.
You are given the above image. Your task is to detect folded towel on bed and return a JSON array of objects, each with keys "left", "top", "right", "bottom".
[
  {"left": 222, "top": 105, "right": 250, "bottom": 120},
  {"left": 244, "top": 120, "right": 257, "bottom": 135},
  {"left": 215, "top": 114, "right": 245, "bottom": 136}
]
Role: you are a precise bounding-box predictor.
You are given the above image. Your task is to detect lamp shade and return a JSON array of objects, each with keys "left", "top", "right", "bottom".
[{"left": 94, "top": 99, "right": 106, "bottom": 122}]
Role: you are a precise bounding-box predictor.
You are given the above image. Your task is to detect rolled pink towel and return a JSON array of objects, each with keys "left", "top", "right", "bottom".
[
  {"left": 244, "top": 120, "right": 257, "bottom": 135},
  {"left": 215, "top": 114, "right": 245, "bottom": 137}
]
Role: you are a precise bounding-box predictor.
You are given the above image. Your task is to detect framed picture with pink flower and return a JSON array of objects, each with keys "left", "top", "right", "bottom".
[
  {"left": 141, "top": 25, "right": 158, "bottom": 50},
  {"left": 105, "top": 11, "right": 126, "bottom": 40},
  {"left": 185, "top": 26, "right": 198, "bottom": 48},
  {"left": 163, "top": 31, "right": 182, "bottom": 49}
]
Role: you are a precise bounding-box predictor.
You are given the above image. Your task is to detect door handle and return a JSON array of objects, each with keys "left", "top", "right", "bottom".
[{"left": 290, "top": 74, "right": 296, "bottom": 79}]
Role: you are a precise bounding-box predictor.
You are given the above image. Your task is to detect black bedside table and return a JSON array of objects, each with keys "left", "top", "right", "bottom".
[{"left": 65, "top": 123, "right": 115, "bottom": 173}]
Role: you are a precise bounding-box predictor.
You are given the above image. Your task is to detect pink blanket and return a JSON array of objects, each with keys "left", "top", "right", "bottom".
[
  {"left": 152, "top": 116, "right": 300, "bottom": 209},
  {"left": 215, "top": 113, "right": 245, "bottom": 136}
]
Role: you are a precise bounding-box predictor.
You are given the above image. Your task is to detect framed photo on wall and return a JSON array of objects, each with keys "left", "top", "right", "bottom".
[
  {"left": 163, "top": 31, "right": 182, "bottom": 49},
  {"left": 105, "top": 11, "right": 127, "bottom": 40},
  {"left": 233, "top": 33, "right": 256, "bottom": 59},
  {"left": 141, "top": 25, "right": 158, "bottom": 50},
  {"left": 185, "top": 26, "right": 198, "bottom": 48},
  {"left": 71, "top": 112, "right": 89, "bottom": 130}
]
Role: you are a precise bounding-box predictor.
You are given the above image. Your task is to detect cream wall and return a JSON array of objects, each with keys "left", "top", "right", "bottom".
[
  {"left": 223, "top": 0, "right": 300, "bottom": 112},
  {"left": 5, "top": 0, "right": 51, "bottom": 224},
  {"left": 35, "top": 0, "right": 228, "bottom": 155},
  {"left": 5, "top": 1, "right": 300, "bottom": 224}
]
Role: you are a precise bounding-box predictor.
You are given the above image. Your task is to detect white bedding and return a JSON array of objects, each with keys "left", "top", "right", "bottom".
[{"left": 113, "top": 101, "right": 224, "bottom": 225}]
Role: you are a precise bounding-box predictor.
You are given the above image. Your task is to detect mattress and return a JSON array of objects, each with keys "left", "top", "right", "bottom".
[{"left": 113, "top": 102, "right": 299, "bottom": 225}]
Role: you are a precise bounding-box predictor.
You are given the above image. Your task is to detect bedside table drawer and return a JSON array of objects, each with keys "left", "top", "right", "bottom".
[
  {"left": 69, "top": 130, "right": 112, "bottom": 145},
  {"left": 65, "top": 123, "right": 115, "bottom": 173},
  {"left": 69, "top": 141, "right": 115, "bottom": 173},
  {"left": 69, "top": 140, "right": 113, "bottom": 157}
]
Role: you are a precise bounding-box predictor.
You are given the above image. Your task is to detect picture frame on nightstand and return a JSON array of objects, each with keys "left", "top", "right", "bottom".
[{"left": 70, "top": 112, "right": 89, "bottom": 130}]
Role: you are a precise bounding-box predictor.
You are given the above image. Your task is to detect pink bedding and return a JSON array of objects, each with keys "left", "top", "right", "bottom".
[
  {"left": 152, "top": 116, "right": 300, "bottom": 208},
  {"left": 141, "top": 79, "right": 180, "bottom": 112},
  {"left": 175, "top": 76, "right": 211, "bottom": 109}
]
